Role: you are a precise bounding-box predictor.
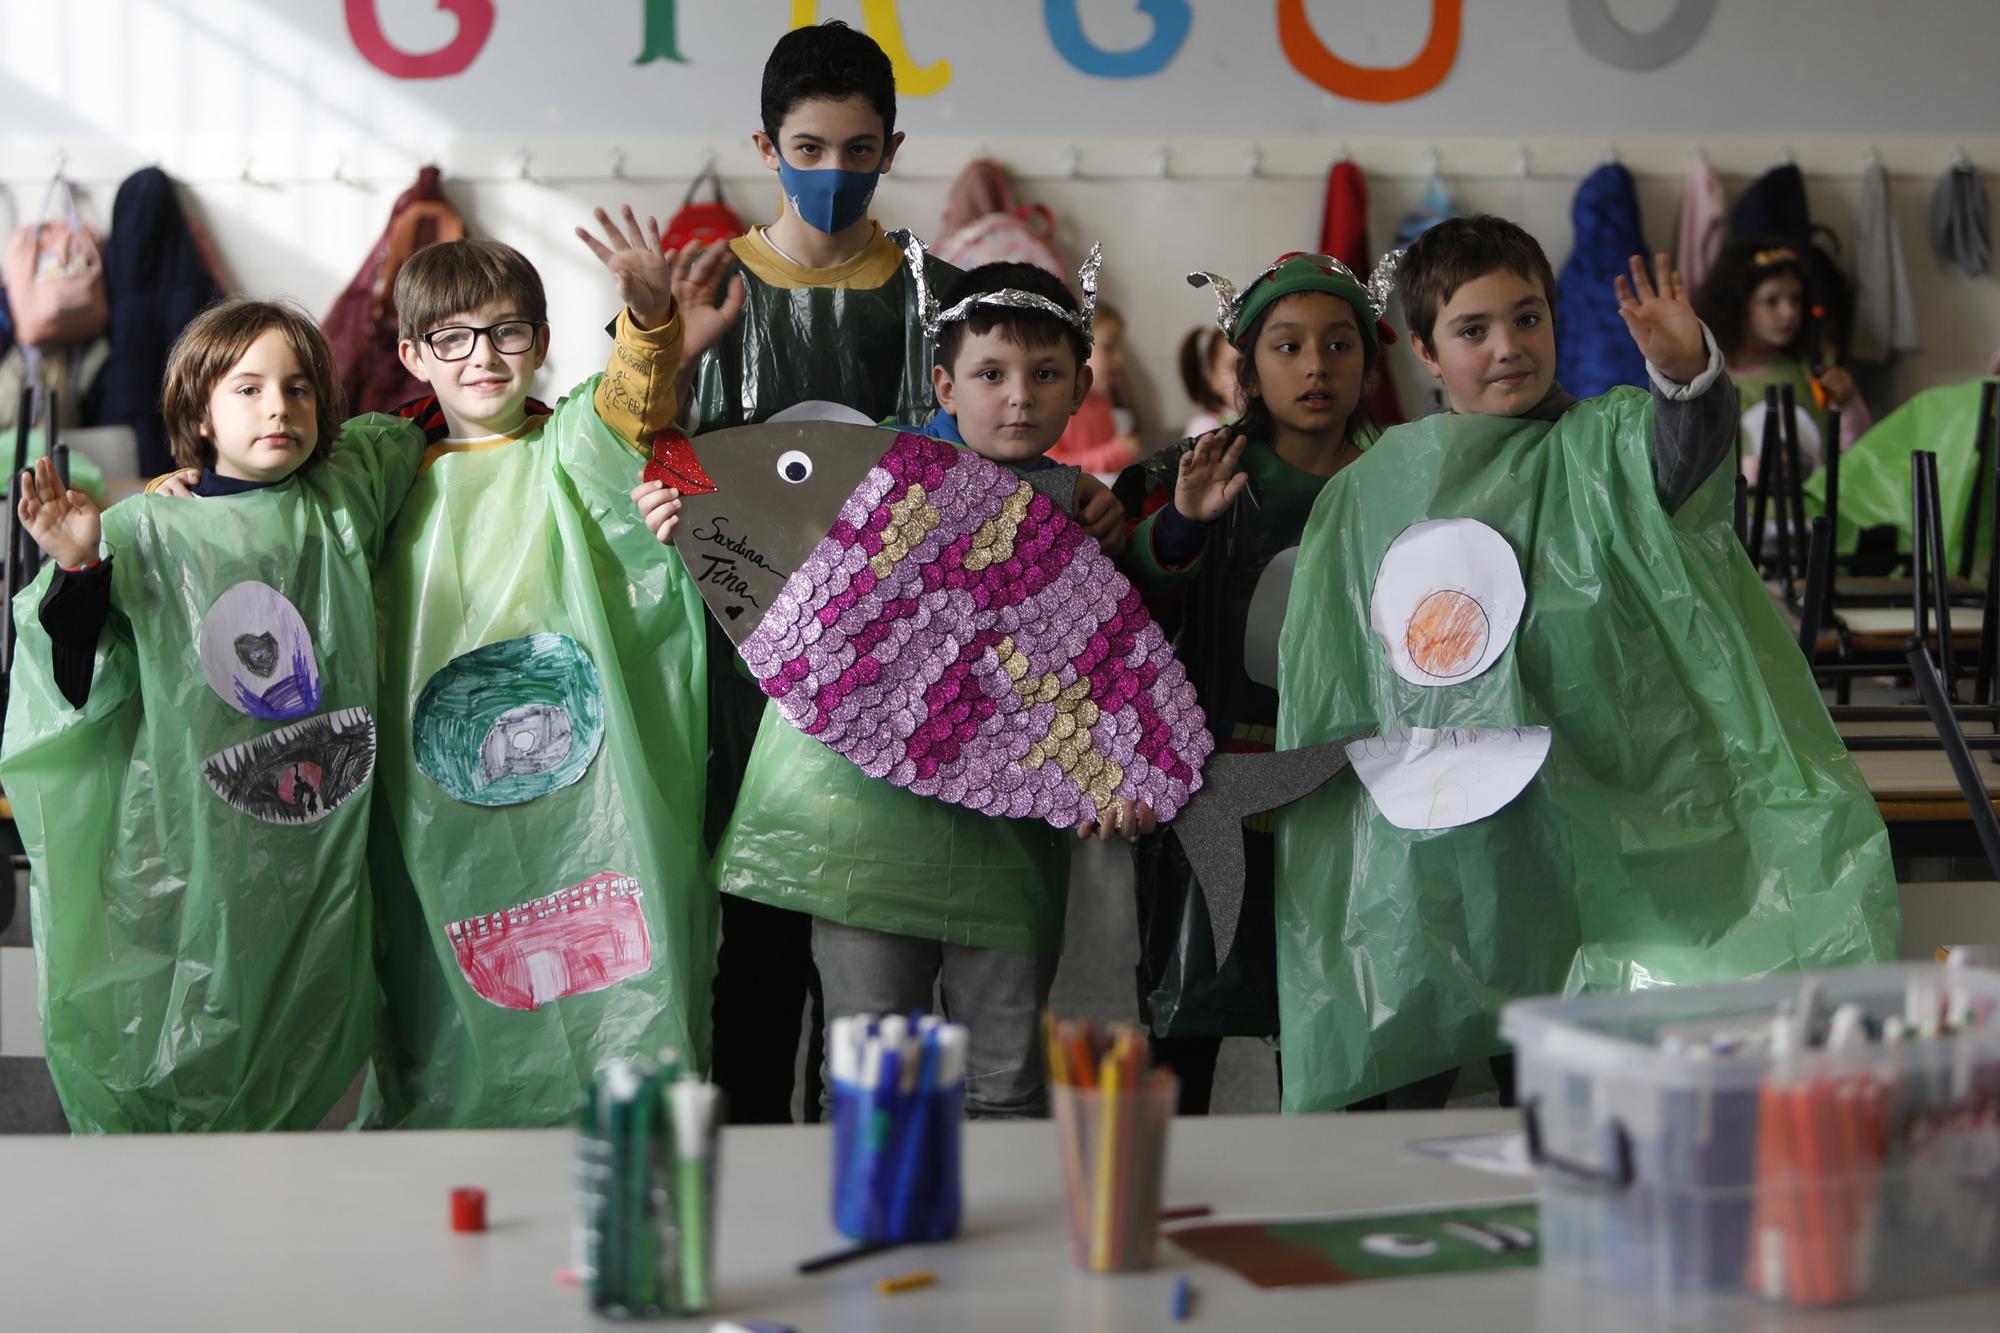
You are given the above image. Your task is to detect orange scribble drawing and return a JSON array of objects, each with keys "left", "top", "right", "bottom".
[{"left": 1405, "top": 589, "right": 1490, "bottom": 679}]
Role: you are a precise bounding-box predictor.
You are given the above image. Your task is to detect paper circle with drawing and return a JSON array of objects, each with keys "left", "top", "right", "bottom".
[
  {"left": 198, "top": 580, "right": 323, "bottom": 720},
  {"left": 1344, "top": 726, "right": 1552, "bottom": 831},
  {"left": 1369, "top": 519, "right": 1524, "bottom": 688},
  {"left": 412, "top": 633, "right": 607, "bottom": 806},
  {"left": 202, "top": 707, "right": 378, "bottom": 826}
]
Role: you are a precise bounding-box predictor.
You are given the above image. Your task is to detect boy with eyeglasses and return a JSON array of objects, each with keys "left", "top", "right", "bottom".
[{"left": 362, "top": 214, "right": 745, "bottom": 1127}]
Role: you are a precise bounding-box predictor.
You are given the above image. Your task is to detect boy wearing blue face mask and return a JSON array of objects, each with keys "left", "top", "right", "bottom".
[{"left": 694, "top": 20, "right": 962, "bottom": 1126}]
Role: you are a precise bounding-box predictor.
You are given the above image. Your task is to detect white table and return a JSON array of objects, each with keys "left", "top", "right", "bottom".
[{"left": 4, "top": 1110, "right": 1994, "bottom": 1331}]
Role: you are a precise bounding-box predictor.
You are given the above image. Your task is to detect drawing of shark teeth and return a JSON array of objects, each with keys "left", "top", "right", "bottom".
[
  {"left": 446, "top": 872, "right": 653, "bottom": 1011},
  {"left": 202, "top": 706, "right": 376, "bottom": 825}
]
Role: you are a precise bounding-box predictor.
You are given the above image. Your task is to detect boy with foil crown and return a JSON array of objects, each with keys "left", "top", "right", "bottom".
[{"left": 711, "top": 244, "right": 1239, "bottom": 1118}]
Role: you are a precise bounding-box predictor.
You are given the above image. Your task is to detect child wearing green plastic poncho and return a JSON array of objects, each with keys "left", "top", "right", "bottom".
[
  {"left": 2, "top": 299, "right": 425, "bottom": 1131},
  {"left": 1275, "top": 216, "right": 1897, "bottom": 1112},
  {"left": 689, "top": 21, "right": 1121, "bottom": 1123},
  {"left": 1114, "top": 253, "right": 1387, "bottom": 1115},
  {"left": 1693, "top": 236, "right": 1872, "bottom": 486},
  {"left": 364, "top": 217, "right": 744, "bottom": 1129},
  {"left": 711, "top": 260, "right": 1177, "bottom": 1119}
]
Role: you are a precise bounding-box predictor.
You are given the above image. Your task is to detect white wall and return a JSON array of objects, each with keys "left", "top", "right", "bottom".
[{"left": 3, "top": 1, "right": 1998, "bottom": 449}]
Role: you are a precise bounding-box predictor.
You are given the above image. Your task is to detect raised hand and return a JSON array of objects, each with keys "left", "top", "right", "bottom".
[
  {"left": 575, "top": 205, "right": 678, "bottom": 330},
  {"left": 1072, "top": 472, "right": 1128, "bottom": 556},
  {"left": 630, "top": 479, "right": 683, "bottom": 545},
  {"left": 669, "top": 240, "right": 749, "bottom": 363},
  {"left": 1615, "top": 252, "right": 1708, "bottom": 385},
  {"left": 1173, "top": 428, "right": 1249, "bottom": 523},
  {"left": 18, "top": 457, "right": 101, "bottom": 569}
]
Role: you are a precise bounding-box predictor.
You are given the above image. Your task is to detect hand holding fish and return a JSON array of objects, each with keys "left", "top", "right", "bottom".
[
  {"left": 631, "top": 479, "right": 683, "bottom": 545},
  {"left": 1175, "top": 428, "right": 1249, "bottom": 523},
  {"left": 1073, "top": 472, "right": 1128, "bottom": 556},
  {"left": 1076, "top": 799, "right": 1158, "bottom": 842}
]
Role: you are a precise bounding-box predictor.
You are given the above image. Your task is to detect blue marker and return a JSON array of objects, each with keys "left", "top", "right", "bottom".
[{"left": 1170, "top": 1275, "right": 1193, "bottom": 1320}]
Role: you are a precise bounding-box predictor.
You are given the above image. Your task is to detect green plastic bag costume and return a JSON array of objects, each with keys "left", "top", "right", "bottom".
[
  {"left": 1803, "top": 378, "right": 2000, "bottom": 561},
  {"left": 711, "top": 441, "right": 1070, "bottom": 956},
  {"left": 1275, "top": 388, "right": 1898, "bottom": 1112},
  {"left": 368, "top": 383, "right": 711, "bottom": 1128},
  {"left": 0, "top": 416, "right": 422, "bottom": 1131},
  {"left": 714, "top": 705, "right": 1071, "bottom": 954},
  {"left": 689, "top": 229, "right": 959, "bottom": 842}
]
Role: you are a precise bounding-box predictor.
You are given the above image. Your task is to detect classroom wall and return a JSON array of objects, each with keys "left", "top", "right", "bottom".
[{"left": 2, "top": 1, "right": 1998, "bottom": 448}]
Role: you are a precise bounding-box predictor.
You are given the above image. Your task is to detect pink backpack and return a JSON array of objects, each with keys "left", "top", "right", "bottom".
[
  {"left": 3, "top": 176, "right": 107, "bottom": 347},
  {"left": 931, "top": 160, "right": 1063, "bottom": 276}
]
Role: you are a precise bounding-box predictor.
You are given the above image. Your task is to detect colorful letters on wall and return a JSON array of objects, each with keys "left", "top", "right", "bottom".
[{"left": 345, "top": 0, "right": 1713, "bottom": 97}]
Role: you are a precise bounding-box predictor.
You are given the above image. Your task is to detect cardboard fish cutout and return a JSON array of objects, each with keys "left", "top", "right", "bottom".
[{"left": 656, "top": 422, "right": 1356, "bottom": 961}]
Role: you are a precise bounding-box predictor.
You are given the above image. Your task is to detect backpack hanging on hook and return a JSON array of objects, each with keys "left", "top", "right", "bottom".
[
  {"left": 931, "top": 159, "right": 1064, "bottom": 276},
  {"left": 2, "top": 171, "right": 108, "bottom": 348},
  {"left": 661, "top": 158, "right": 746, "bottom": 255}
]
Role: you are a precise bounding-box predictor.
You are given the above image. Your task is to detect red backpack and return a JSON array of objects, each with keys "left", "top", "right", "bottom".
[{"left": 660, "top": 163, "right": 745, "bottom": 255}]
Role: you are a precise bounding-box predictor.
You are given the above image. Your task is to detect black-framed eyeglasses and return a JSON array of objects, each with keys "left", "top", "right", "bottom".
[{"left": 421, "top": 320, "right": 544, "bottom": 361}]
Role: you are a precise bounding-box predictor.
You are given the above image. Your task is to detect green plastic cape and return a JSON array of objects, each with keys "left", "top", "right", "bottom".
[
  {"left": 0, "top": 416, "right": 421, "bottom": 1131},
  {"left": 689, "top": 232, "right": 959, "bottom": 845},
  {"left": 1803, "top": 378, "right": 2000, "bottom": 561},
  {"left": 711, "top": 443, "right": 1069, "bottom": 955},
  {"left": 368, "top": 383, "right": 711, "bottom": 1129},
  {"left": 1275, "top": 388, "right": 1897, "bottom": 1111}
]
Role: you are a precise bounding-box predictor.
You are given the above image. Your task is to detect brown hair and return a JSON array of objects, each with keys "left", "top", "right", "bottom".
[
  {"left": 393, "top": 237, "right": 547, "bottom": 342},
  {"left": 1398, "top": 214, "right": 1558, "bottom": 353},
  {"left": 1178, "top": 325, "right": 1229, "bottom": 413},
  {"left": 160, "top": 298, "right": 342, "bottom": 473},
  {"left": 1695, "top": 234, "right": 1820, "bottom": 361}
]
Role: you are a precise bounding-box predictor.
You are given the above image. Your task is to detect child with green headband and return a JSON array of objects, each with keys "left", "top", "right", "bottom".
[{"left": 1115, "top": 252, "right": 1388, "bottom": 1114}]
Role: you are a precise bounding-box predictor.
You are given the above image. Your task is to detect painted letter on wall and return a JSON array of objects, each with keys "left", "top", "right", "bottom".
[
  {"left": 791, "top": 0, "right": 951, "bottom": 96},
  {"left": 1044, "top": 0, "right": 1191, "bottom": 79},
  {"left": 345, "top": 0, "right": 495, "bottom": 79},
  {"left": 1567, "top": 0, "right": 1714, "bottom": 72},
  {"left": 635, "top": 0, "right": 688, "bottom": 65},
  {"left": 1277, "top": 0, "right": 1461, "bottom": 103}
]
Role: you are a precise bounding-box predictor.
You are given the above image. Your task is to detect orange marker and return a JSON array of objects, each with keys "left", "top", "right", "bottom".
[{"left": 876, "top": 1270, "right": 937, "bottom": 1295}]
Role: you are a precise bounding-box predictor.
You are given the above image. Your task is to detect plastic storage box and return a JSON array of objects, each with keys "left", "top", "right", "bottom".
[{"left": 1501, "top": 963, "right": 2000, "bottom": 1317}]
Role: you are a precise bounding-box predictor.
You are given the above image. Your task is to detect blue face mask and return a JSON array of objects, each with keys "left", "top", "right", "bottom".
[{"left": 776, "top": 158, "right": 880, "bottom": 235}]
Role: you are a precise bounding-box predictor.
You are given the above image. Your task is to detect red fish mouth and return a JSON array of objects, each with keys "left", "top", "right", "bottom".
[
  {"left": 446, "top": 872, "right": 652, "bottom": 1011},
  {"left": 643, "top": 427, "right": 718, "bottom": 495}
]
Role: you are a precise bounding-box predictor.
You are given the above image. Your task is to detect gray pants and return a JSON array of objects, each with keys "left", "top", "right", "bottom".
[{"left": 811, "top": 917, "right": 1058, "bottom": 1119}]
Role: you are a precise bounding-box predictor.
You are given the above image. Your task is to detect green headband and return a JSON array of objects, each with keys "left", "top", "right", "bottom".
[{"left": 1188, "top": 251, "right": 1402, "bottom": 349}]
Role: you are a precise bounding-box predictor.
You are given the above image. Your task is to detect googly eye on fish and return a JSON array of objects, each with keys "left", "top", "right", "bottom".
[{"left": 777, "top": 449, "right": 814, "bottom": 483}]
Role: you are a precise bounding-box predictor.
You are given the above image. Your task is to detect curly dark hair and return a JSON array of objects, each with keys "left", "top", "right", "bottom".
[{"left": 1695, "top": 235, "right": 1820, "bottom": 361}]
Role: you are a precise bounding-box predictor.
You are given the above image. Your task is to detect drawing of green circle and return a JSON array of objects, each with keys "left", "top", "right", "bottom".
[{"left": 414, "top": 632, "right": 606, "bottom": 806}]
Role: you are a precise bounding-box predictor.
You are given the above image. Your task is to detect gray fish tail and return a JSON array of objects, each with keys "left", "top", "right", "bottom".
[{"left": 1168, "top": 736, "right": 1366, "bottom": 967}]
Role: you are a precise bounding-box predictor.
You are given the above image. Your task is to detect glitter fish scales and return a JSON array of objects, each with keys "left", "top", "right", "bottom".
[
  {"left": 738, "top": 431, "right": 1211, "bottom": 826},
  {"left": 658, "top": 418, "right": 1357, "bottom": 963}
]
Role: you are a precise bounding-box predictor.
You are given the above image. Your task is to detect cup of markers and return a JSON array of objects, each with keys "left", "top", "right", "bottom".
[
  {"left": 1046, "top": 1015, "right": 1178, "bottom": 1273},
  {"left": 829, "top": 1014, "right": 968, "bottom": 1243},
  {"left": 573, "top": 1052, "right": 723, "bottom": 1319}
]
